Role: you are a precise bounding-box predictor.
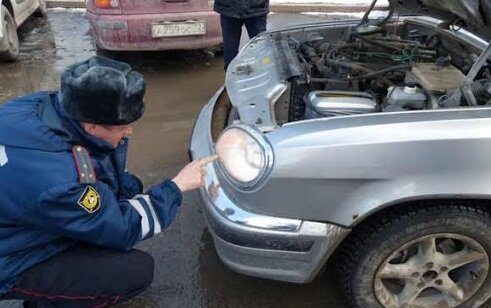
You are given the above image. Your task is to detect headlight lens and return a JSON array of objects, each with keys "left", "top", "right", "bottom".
[{"left": 216, "top": 126, "right": 270, "bottom": 185}]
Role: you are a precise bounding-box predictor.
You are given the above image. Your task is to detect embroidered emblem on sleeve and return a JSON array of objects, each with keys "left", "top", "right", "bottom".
[
  {"left": 78, "top": 186, "right": 101, "bottom": 213},
  {"left": 72, "top": 146, "right": 96, "bottom": 184}
]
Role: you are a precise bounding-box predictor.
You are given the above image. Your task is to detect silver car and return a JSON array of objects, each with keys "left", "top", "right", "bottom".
[
  {"left": 0, "top": 0, "right": 46, "bottom": 61},
  {"left": 190, "top": 0, "right": 491, "bottom": 307}
]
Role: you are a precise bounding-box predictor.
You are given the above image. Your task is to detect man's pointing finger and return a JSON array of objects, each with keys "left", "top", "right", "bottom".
[{"left": 199, "top": 154, "right": 218, "bottom": 166}]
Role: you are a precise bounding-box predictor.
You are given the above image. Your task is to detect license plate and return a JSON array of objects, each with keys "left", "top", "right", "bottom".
[{"left": 151, "top": 21, "right": 206, "bottom": 38}]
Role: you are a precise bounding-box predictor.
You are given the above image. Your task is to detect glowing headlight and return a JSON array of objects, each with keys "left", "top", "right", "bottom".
[{"left": 215, "top": 126, "right": 272, "bottom": 186}]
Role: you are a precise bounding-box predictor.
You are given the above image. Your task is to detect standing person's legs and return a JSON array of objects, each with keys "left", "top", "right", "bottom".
[
  {"left": 244, "top": 14, "right": 267, "bottom": 39},
  {"left": 1, "top": 244, "right": 154, "bottom": 307},
  {"left": 220, "top": 15, "right": 244, "bottom": 69}
]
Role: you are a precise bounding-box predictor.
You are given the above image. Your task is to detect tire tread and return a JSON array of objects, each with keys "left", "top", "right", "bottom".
[{"left": 338, "top": 200, "right": 491, "bottom": 307}]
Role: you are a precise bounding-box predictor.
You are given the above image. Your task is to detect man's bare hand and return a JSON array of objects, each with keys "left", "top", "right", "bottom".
[{"left": 171, "top": 155, "right": 218, "bottom": 192}]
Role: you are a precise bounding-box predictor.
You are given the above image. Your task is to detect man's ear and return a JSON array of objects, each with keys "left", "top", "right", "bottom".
[{"left": 80, "top": 122, "right": 97, "bottom": 134}]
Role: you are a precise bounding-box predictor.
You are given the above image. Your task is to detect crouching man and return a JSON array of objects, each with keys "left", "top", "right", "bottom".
[{"left": 0, "top": 56, "right": 216, "bottom": 307}]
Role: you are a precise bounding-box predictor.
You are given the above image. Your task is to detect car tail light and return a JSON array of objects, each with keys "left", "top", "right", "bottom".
[{"left": 94, "top": 0, "right": 119, "bottom": 9}]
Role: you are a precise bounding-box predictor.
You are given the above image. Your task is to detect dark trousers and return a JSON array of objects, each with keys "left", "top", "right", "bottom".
[
  {"left": 1, "top": 244, "right": 154, "bottom": 308},
  {"left": 220, "top": 14, "right": 267, "bottom": 69}
]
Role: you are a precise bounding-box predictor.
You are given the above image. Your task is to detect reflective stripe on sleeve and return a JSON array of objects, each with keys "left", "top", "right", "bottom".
[
  {"left": 0, "top": 145, "right": 8, "bottom": 167},
  {"left": 128, "top": 199, "right": 151, "bottom": 239},
  {"left": 135, "top": 194, "right": 162, "bottom": 235}
]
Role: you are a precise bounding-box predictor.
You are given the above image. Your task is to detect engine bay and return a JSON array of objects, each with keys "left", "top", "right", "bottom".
[
  {"left": 223, "top": 16, "right": 491, "bottom": 130},
  {"left": 283, "top": 20, "right": 491, "bottom": 122}
]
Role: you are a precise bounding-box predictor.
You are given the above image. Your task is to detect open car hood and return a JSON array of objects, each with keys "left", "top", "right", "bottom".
[{"left": 387, "top": 0, "right": 491, "bottom": 39}]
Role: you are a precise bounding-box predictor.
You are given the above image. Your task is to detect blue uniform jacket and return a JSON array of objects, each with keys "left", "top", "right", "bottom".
[{"left": 0, "top": 91, "right": 182, "bottom": 294}]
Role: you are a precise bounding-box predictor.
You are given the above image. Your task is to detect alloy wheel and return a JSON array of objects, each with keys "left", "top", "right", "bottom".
[{"left": 374, "top": 233, "right": 489, "bottom": 307}]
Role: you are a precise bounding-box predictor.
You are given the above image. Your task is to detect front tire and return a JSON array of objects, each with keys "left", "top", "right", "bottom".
[
  {"left": 339, "top": 202, "right": 491, "bottom": 308},
  {"left": 0, "top": 5, "right": 19, "bottom": 62}
]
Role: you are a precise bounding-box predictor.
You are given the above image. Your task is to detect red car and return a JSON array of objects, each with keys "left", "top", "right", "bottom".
[{"left": 86, "top": 0, "right": 222, "bottom": 52}]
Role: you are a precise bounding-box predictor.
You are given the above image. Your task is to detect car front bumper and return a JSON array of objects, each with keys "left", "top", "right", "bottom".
[
  {"left": 189, "top": 87, "right": 350, "bottom": 283},
  {"left": 86, "top": 10, "right": 222, "bottom": 51}
]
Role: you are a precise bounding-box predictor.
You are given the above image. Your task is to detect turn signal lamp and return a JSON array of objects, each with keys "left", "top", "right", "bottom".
[{"left": 94, "top": 0, "right": 119, "bottom": 8}]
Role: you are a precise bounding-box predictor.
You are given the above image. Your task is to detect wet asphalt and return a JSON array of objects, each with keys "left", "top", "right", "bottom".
[{"left": 0, "top": 9, "right": 349, "bottom": 307}]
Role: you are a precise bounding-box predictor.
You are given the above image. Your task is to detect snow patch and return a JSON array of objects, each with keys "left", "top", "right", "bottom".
[
  {"left": 301, "top": 10, "right": 389, "bottom": 18},
  {"left": 48, "top": 7, "right": 86, "bottom": 12},
  {"left": 271, "top": 0, "right": 388, "bottom": 6}
]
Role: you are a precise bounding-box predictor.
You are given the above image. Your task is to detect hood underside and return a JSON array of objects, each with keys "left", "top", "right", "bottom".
[{"left": 390, "top": 0, "right": 491, "bottom": 38}]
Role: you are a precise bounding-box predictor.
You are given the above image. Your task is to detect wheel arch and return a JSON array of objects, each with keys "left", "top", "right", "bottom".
[
  {"left": 336, "top": 198, "right": 491, "bottom": 254},
  {"left": 353, "top": 197, "right": 491, "bottom": 227}
]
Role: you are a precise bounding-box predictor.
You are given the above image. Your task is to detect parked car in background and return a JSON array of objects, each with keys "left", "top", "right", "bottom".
[
  {"left": 190, "top": 0, "right": 491, "bottom": 307},
  {"left": 0, "top": 0, "right": 46, "bottom": 61},
  {"left": 86, "top": 0, "right": 222, "bottom": 52}
]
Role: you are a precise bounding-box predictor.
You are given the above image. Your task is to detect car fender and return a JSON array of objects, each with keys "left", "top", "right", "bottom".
[{"left": 223, "top": 107, "right": 491, "bottom": 227}]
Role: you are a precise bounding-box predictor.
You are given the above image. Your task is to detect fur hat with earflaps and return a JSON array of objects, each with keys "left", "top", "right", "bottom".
[{"left": 60, "top": 56, "right": 145, "bottom": 125}]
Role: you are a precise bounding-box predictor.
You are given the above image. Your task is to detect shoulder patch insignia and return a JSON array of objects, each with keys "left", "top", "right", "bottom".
[{"left": 78, "top": 186, "right": 101, "bottom": 213}]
